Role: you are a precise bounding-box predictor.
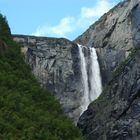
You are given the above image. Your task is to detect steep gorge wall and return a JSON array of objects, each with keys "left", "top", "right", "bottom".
[
  {"left": 13, "top": 35, "right": 83, "bottom": 123},
  {"left": 77, "top": 0, "right": 140, "bottom": 139}
]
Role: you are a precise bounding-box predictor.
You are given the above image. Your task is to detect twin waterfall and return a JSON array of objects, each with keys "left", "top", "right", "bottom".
[{"left": 78, "top": 45, "right": 102, "bottom": 114}]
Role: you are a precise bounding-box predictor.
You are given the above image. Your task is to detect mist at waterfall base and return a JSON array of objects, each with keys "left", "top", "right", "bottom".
[{"left": 78, "top": 44, "right": 102, "bottom": 114}]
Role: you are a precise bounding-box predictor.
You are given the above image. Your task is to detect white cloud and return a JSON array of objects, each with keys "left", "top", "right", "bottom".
[
  {"left": 32, "top": 17, "right": 75, "bottom": 37},
  {"left": 50, "top": 17, "right": 75, "bottom": 36},
  {"left": 81, "top": 0, "right": 113, "bottom": 18},
  {"left": 32, "top": 0, "right": 117, "bottom": 39}
]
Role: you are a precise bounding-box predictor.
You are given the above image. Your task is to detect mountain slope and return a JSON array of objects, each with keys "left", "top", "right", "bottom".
[
  {"left": 77, "top": 0, "right": 140, "bottom": 139},
  {"left": 0, "top": 14, "right": 85, "bottom": 140}
]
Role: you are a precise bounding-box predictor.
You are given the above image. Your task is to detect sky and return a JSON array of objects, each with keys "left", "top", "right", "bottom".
[{"left": 0, "top": 0, "right": 122, "bottom": 40}]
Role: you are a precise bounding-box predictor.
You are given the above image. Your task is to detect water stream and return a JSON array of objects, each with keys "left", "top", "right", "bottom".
[
  {"left": 78, "top": 45, "right": 90, "bottom": 113},
  {"left": 78, "top": 44, "right": 102, "bottom": 114}
]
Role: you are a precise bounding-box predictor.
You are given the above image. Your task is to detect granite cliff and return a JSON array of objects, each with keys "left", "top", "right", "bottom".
[
  {"left": 77, "top": 0, "right": 140, "bottom": 139},
  {"left": 13, "top": 35, "right": 83, "bottom": 123},
  {"left": 78, "top": 48, "right": 140, "bottom": 140}
]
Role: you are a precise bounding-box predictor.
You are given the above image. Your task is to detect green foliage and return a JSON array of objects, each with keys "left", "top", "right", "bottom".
[
  {"left": 0, "top": 14, "right": 85, "bottom": 140},
  {"left": 0, "top": 14, "right": 11, "bottom": 43}
]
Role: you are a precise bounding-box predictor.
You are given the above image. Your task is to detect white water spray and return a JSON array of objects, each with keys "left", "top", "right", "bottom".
[
  {"left": 89, "top": 47, "right": 102, "bottom": 101},
  {"left": 78, "top": 45, "right": 90, "bottom": 113},
  {"left": 78, "top": 45, "right": 102, "bottom": 114}
]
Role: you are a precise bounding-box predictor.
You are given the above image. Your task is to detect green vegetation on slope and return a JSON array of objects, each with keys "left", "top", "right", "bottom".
[{"left": 0, "top": 14, "right": 85, "bottom": 140}]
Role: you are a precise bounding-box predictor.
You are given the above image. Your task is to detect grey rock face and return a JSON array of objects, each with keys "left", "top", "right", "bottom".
[
  {"left": 78, "top": 49, "right": 140, "bottom": 140},
  {"left": 75, "top": 0, "right": 140, "bottom": 86},
  {"left": 13, "top": 35, "right": 83, "bottom": 123},
  {"left": 77, "top": 0, "right": 140, "bottom": 139}
]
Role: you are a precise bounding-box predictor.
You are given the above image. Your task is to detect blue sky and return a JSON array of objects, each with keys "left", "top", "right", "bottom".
[{"left": 0, "top": 0, "right": 121, "bottom": 40}]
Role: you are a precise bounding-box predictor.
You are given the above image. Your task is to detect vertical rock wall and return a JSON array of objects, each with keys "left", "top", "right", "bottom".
[{"left": 13, "top": 35, "right": 83, "bottom": 123}]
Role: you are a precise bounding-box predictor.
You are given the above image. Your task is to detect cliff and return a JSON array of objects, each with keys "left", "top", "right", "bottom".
[
  {"left": 13, "top": 35, "right": 83, "bottom": 123},
  {"left": 78, "top": 48, "right": 140, "bottom": 140},
  {"left": 77, "top": 0, "right": 140, "bottom": 139}
]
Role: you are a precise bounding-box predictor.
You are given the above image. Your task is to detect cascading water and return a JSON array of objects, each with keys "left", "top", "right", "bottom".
[
  {"left": 78, "top": 44, "right": 102, "bottom": 114},
  {"left": 89, "top": 47, "right": 102, "bottom": 101},
  {"left": 78, "top": 45, "right": 90, "bottom": 113}
]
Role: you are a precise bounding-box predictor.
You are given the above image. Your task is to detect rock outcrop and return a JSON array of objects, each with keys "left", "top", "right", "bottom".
[
  {"left": 13, "top": 35, "right": 83, "bottom": 123},
  {"left": 75, "top": 0, "right": 140, "bottom": 86},
  {"left": 77, "top": 0, "right": 140, "bottom": 139}
]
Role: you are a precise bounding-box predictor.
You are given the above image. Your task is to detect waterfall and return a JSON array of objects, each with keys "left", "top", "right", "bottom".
[
  {"left": 78, "top": 45, "right": 90, "bottom": 113},
  {"left": 89, "top": 48, "right": 102, "bottom": 101},
  {"left": 78, "top": 44, "right": 102, "bottom": 114}
]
